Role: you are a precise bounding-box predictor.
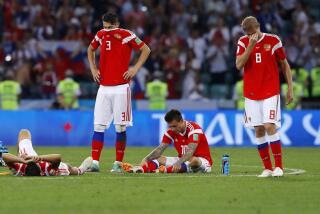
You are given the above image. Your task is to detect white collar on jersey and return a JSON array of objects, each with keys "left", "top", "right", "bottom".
[
  {"left": 102, "top": 27, "right": 119, "bottom": 32},
  {"left": 257, "top": 33, "right": 266, "bottom": 43}
]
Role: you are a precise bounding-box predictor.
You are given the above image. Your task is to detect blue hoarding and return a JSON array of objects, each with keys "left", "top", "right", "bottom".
[{"left": 0, "top": 110, "right": 319, "bottom": 147}]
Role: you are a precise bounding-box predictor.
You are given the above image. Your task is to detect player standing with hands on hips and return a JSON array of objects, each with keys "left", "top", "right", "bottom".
[
  {"left": 236, "top": 16, "right": 293, "bottom": 177},
  {"left": 87, "top": 12, "right": 151, "bottom": 172}
]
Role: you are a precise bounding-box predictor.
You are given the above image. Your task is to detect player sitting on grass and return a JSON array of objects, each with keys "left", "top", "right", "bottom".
[
  {"left": 122, "top": 109, "right": 213, "bottom": 173},
  {"left": 1, "top": 129, "right": 92, "bottom": 176}
]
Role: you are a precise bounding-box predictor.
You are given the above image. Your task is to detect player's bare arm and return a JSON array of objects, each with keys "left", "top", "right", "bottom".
[
  {"left": 2, "top": 153, "right": 29, "bottom": 165},
  {"left": 172, "top": 143, "right": 198, "bottom": 172},
  {"left": 279, "top": 59, "right": 294, "bottom": 105},
  {"left": 141, "top": 143, "right": 169, "bottom": 167},
  {"left": 87, "top": 45, "right": 100, "bottom": 83},
  {"left": 25, "top": 154, "right": 62, "bottom": 164},
  {"left": 236, "top": 33, "right": 259, "bottom": 70},
  {"left": 123, "top": 44, "right": 151, "bottom": 80}
]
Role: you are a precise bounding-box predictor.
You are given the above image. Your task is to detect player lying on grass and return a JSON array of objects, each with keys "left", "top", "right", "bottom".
[
  {"left": 1, "top": 129, "right": 92, "bottom": 176},
  {"left": 122, "top": 109, "right": 213, "bottom": 173}
]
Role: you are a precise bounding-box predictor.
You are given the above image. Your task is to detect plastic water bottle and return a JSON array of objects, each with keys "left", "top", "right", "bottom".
[{"left": 222, "top": 154, "right": 230, "bottom": 175}]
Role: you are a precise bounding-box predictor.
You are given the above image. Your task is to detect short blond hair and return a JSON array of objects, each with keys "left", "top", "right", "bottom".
[{"left": 241, "top": 16, "right": 260, "bottom": 32}]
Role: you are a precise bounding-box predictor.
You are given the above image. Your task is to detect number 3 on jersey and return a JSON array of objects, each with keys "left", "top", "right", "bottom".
[
  {"left": 255, "top": 53, "right": 261, "bottom": 63},
  {"left": 106, "top": 41, "right": 111, "bottom": 50}
]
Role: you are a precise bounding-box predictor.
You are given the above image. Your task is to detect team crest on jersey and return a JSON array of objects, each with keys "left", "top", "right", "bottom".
[
  {"left": 114, "top": 34, "right": 122, "bottom": 40},
  {"left": 264, "top": 44, "right": 271, "bottom": 51}
]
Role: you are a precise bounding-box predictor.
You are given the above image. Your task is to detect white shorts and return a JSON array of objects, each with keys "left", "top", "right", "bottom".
[
  {"left": 94, "top": 84, "right": 132, "bottom": 129},
  {"left": 165, "top": 156, "right": 212, "bottom": 173},
  {"left": 18, "top": 139, "right": 38, "bottom": 157},
  {"left": 244, "top": 95, "right": 281, "bottom": 129}
]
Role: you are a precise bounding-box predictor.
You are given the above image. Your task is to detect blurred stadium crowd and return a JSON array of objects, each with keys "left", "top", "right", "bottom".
[{"left": 0, "top": 0, "right": 320, "bottom": 101}]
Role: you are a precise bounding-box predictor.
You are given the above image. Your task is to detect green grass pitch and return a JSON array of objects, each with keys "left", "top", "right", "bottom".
[{"left": 1, "top": 147, "right": 320, "bottom": 214}]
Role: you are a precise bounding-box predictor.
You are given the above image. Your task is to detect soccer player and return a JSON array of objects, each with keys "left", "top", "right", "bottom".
[
  {"left": 87, "top": 12, "right": 151, "bottom": 172},
  {"left": 236, "top": 16, "right": 293, "bottom": 177},
  {"left": 2, "top": 129, "right": 92, "bottom": 176},
  {"left": 122, "top": 109, "right": 213, "bottom": 173}
]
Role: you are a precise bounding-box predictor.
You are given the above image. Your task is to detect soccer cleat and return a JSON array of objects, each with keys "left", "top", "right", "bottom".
[
  {"left": 79, "top": 157, "right": 93, "bottom": 174},
  {"left": 158, "top": 165, "right": 167, "bottom": 173},
  {"left": 110, "top": 161, "right": 122, "bottom": 173},
  {"left": 272, "top": 167, "right": 284, "bottom": 177},
  {"left": 131, "top": 166, "right": 144, "bottom": 173},
  {"left": 257, "top": 169, "right": 273, "bottom": 178},
  {"left": 86, "top": 160, "right": 100, "bottom": 172}
]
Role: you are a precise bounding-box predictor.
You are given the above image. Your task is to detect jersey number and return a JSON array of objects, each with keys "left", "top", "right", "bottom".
[
  {"left": 255, "top": 53, "right": 261, "bottom": 63},
  {"left": 181, "top": 145, "right": 188, "bottom": 155},
  {"left": 269, "top": 110, "right": 276, "bottom": 120},
  {"left": 122, "top": 112, "right": 129, "bottom": 122},
  {"left": 106, "top": 41, "right": 111, "bottom": 50}
]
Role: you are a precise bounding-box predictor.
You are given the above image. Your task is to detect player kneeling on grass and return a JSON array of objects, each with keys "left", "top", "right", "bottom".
[
  {"left": 122, "top": 109, "right": 213, "bottom": 173},
  {"left": 1, "top": 129, "right": 92, "bottom": 176}
]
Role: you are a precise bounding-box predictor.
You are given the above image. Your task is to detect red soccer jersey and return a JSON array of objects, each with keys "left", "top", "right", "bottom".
[
  {"left": 162, "top": 121, "right": 213, "bottom": 165},
  {"left": 11, "top": 161, "right": 58, "bottom": 176},
  {"left": 236, "top": 33, "right": 286, "bottom": 100},
  {"left": 90, "top": 28, "right": 145, "bottom": 86}
]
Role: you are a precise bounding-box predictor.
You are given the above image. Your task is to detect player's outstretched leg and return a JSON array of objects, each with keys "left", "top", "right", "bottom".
[
  {"left": 90, "top": 126, "right": 105, "bottom": 172},
  {"left": 111, "top": 125, "right": 127, "bottom": 173},
  {"left": 122, "top": 160, "right": 160, "bottom": 173}
]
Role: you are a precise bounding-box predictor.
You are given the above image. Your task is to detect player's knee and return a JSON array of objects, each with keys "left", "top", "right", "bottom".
[
  {"left": 189, "top": 157, "right": 201, "bottom": 167},
  {"left": 18, "top": 129, "right": 31, "bottom": 142},
  {"left": 94, "top": 124, "right": 107, "bottom": 132},
  {"left": 115, "top": 125, "right": 126, "bottom": 133},
  {"left": 254, "top": 126, "right": 266, "bottom": 137},
  {"left": 157, "top": 156, "right": 166, "bottom": 165},
  {"left": 264, "top": 123, "right": 277, "bottom": 135}
]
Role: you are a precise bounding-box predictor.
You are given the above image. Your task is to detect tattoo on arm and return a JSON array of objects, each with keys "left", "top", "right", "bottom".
[
  {"left": 145, "top": 143, "right": 169, "bottom": 161},
  {"left": 175, "top": 143, "right": 198, "bottom": 165}
]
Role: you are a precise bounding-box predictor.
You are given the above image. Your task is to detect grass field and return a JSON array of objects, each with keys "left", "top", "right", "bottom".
[{"left": 1, "top": 147, "right": 320, "bottom": 214}]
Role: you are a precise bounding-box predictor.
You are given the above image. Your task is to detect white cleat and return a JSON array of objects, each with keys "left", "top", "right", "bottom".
[
  {"left": 272, "top": 167, "right": 284, "bottom": 177},
  {"left": 79, "top": 157, "right": 93, "bottom": 175},
  {"left": 86, "top": 160, "right": 100, "bottom": 172},
  {"left": 110, "top": 161, "right": 122, "bottom": 173},
  {"left": 131, "top": 166, "right": 144, "bottom": 173},
  {"left": 257, "top": 169, "right": 273, "bottom": 178}
]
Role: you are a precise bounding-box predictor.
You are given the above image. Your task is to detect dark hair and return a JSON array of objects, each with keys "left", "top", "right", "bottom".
[
  {"left": 164, "top": 109, "right": 183, "bottom": 123},
  {"left": 25, "top": 162, "right": 41, "bottom": 176},
  {"left": 102, "top": 12, "right": 119, "bottom": 24}
]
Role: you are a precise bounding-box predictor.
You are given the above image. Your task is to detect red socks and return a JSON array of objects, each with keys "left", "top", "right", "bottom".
[
  {"left": 115, "top": 132, "right": 126, "bottom": 162},
  {"left": 142, "top": 161, "right": 159, "bottom": 173},
  {"left": 91, "top": 131, "right": 104, "bottom": 161},
  {"left": 270, "top": 140, "right": 282, "bottom": 169},
  {"left": 257, "top": 142, "right": 273, "bottom": 170}
]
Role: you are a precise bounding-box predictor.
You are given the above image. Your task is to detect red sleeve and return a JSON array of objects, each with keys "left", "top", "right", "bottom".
[
  {"left": 162, "top": 131, "right": 174, "bottom": 144},
  {"left": 187, "top": 132, "right": 202, "bottom": 144},
  {"left": 90, "top": 31, "right": 103, "bottom": 50},
  {"left": 122, "top": 30, "right": 144, "bottom": 50},
  {"left": 236, "top": 39, "right": 246, "bottom": 56}
]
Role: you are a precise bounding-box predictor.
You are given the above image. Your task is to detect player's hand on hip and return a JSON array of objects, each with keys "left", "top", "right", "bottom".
[
  {"left": 286, "top": 88, "right": 293, "bottom": 105},
  {"left": 91, "top": 68, "right": 100, "bottom": 83},
  {"left": 123, "top": 67, "right": 138, "bottom": 80},
  {"left": 249, "top": 33, "right": 259, "bottom": 47}
]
